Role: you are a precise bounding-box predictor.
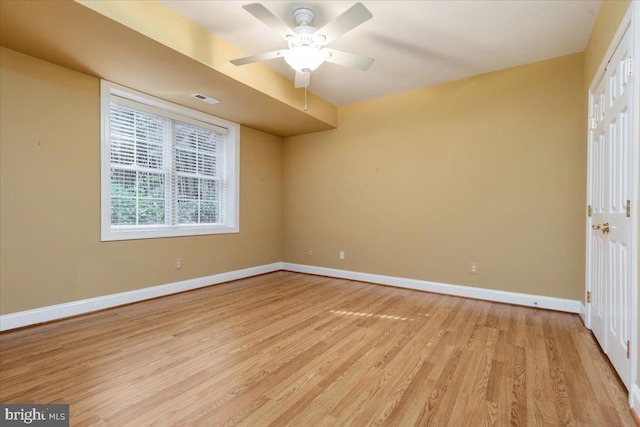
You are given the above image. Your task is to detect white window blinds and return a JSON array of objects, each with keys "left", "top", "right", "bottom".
[
  {"left": 101, "top": 81, "right": 239, "bottom": 241},
  {"left": 110, "top": 103, "right": 168, "bottom": 226},
  {"left": 174, "top": 121, "right": 225, "bottom": 225}
]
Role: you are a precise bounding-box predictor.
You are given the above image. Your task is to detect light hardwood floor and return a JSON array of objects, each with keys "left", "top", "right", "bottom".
[{"left": 0, "top": 271, "right": 634, "bottom": 426}]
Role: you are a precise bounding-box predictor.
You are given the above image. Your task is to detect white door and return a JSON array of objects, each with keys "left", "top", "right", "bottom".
[
  {"left": 589, "top": 74, "right": 607, "bottom": 350},
  {"left": 587, "top": 24, "right": 635, "bottom": 388}
]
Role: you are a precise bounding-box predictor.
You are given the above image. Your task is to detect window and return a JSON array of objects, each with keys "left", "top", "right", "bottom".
[{"left": 101, "top": 81, "right": 239, "bottom": 241}]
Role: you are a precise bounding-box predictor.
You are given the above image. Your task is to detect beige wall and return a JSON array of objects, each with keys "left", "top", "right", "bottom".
[
  {"left": 0, "top": 47, "right": 283, "bottom": 315},
  {"left": 283, "top": 53, "right": 585, "bottom": 300}
]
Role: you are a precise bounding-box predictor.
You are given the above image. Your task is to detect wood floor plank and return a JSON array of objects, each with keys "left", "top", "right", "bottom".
[{"left": 0, "top": 271, "right": 634, "bottom": 426}]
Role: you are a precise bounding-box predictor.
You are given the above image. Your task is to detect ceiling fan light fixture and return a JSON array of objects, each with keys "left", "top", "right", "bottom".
[{"left": 284, "top": 45, "right": 324, "bottom": 73}]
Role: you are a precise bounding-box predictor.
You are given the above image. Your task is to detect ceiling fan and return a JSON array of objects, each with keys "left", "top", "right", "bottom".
[{"left": 230, "top": 2, "right": 374, "bottom": 89}]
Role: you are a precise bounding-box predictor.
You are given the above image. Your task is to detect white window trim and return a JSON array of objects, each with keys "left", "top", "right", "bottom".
[{"left": 100, "top": 80, "right": 240, "bottom": 241}]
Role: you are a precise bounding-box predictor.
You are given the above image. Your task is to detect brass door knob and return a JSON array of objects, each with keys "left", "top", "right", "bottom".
[{"left": 592, "top": 223, "right": 610, "bottom": 233}]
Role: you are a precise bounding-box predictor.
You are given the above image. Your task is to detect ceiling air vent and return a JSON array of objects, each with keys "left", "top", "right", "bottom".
[{"left": 191, "top": 93, "right": 220, "bottom": 105}]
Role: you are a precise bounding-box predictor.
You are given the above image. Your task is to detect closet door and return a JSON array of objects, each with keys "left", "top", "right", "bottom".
[{"left": 587, "top": 25, "right": 634, "bottom": 388}]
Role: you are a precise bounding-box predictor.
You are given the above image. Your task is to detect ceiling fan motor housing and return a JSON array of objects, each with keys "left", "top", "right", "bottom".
[{"left": 288, "top": 26, "right": 319, "bottom": 48}]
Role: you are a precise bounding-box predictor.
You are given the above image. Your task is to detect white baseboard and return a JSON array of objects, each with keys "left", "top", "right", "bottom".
[
  {"left": 1, "top": 261, "right": 583, "bottom": 332},
  {"left": 0, "top": 263, "right": 281, "bottom": 332},
  {"left": 281, "top": 263, "right": 581, "bottom": 313},
  {"left": 631, "top": 384, "right": 640, "bottom": 408},
  {"left": 579, "top": 302, "right": 586, "bottom": 324}
]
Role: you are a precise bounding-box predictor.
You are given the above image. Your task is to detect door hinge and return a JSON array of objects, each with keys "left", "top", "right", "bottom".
[
  {"left": 588, "top": 205, "right": 592, "bottom": 217},
  {"left": 627, "top": 57, "right": 633, "bottom": 77},
  {"left": 627, "top": 200, "right": 631, "bottom": 218},
  {"left": 627, "top": 340, "right": 630, "bottom": 359},
  {"left": 587, "top": 291, "right": 591, "bottom": 303},
  {"left": 588, "top": 117, "right": 597, "bottom": 130}
]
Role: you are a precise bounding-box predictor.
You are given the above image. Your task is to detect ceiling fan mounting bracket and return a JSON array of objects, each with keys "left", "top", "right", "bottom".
[{"left": 292, "top": 7, "right": 315, "bottom": 27}]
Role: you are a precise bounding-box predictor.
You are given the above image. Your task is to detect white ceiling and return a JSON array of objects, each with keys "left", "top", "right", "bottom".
[{"left": 162, "top": 0, "right": 601, "bottom": 106}]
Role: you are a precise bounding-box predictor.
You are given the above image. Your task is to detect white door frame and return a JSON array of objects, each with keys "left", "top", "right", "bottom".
[
  {"left": 632, "top": 0, "right": 640, "bottom": 407},
  {"left": 585, "top": 0, "right": 639, "bottom": 407}
]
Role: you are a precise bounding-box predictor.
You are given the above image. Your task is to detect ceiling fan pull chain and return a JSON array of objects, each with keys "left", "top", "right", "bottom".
[{"left": 304, "top": 72, "right": 309, "bottom": 111}]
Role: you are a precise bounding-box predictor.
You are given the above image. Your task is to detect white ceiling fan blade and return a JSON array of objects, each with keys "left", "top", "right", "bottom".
[
  {"left": 323, "top": 48, "right": 374, "bottom": 71},
  {"left": 315, "top": 2, "right": 372, "bottom": 45},
  {"left": 230, "top": 49, "right": 287, "bottom": 66},
  {"left": 294, "top": 71, "right": 310, "bottom": 88},
  {"left": 243, "top": 3, "right": 296, "bottom": 40}
]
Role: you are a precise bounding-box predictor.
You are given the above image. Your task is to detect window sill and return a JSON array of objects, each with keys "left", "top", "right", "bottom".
[{"left": 101, "top": 225, "right": 239, "bottom": 242}]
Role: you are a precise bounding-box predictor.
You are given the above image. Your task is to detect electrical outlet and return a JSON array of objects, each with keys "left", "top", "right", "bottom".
[
  {"left": 339, "top": 251, "right": 345, "bottom": 260},
  {"left": 470, "top": 263, "right": 477, "bottom": 274},
  {"left": 175, "top": 259, "right": 182, "bottom": 270},
  {"left": 308, "top": 249, "right": 313, "bottom": 256}
]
